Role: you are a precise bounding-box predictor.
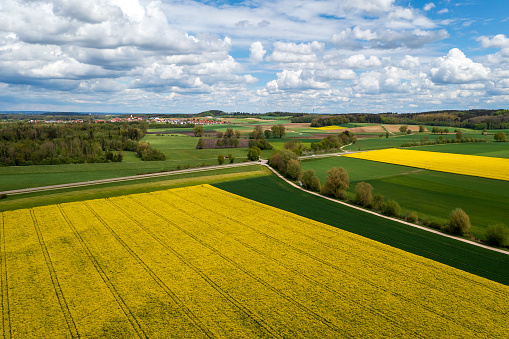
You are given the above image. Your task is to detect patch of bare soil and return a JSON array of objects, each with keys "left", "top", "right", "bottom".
[{"left": 384, "top": 124, "right": 420, "bottom": 132}]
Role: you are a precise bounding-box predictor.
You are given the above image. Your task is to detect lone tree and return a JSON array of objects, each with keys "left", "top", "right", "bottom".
[
  {"left": 321, "top": 167, "right": 349, "bottom": 199},
  {"left": 193, "top": 124, "right": 204, "bottom": 137},
  {"left": 399, "top": 125, "right": 408, "bottom": 134},
  {"left": 446, "top": 208, "right": 470, "bottom": 235},
  {"left": 355, "top": 182, "right": 373, "bottom": 206},
  {"left": 271, "top": 124, "right": 286, "bottom": 138},
  {"left": 247, "top": 147, "right": 261, "bottom": 161},
  {"left": 419, "top": 125, "right": 425, "bottom": 133},
  {"left": 217, "top": 154, "right": 225, "bottom": 165},
  {"left": 196, "top": 138, "right": 205, "bottom": 149},
  {"left": 494, "top": 131, "right": 506, "bottom": 142}
]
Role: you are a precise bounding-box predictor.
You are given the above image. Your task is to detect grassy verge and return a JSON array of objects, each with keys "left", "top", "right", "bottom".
[
  {"left": 0, "top": 165, "right": 270, "bottom": 212},
  {"left": 214, "top": 175, "right": 509, "bottom": 286}
]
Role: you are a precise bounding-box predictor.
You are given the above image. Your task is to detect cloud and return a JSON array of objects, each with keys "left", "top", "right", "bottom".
[
  {"left": 424, "top": 3, "right": 435, "bottom": 11},
  {"left": 267, "top": 41, "right": 324, "bottom": 63},
  {"left": 342, "top": 0, "right": 395, "bottom": 15},
  {"left": 250, "top": 42, "right": 266, "bottom": 63},
  {"left": 430, "top": 48, "right": 490, "bottom": 84},
  {"left": 266, "top": 70, "right": 329, "bottom": 91},
  {"left": 437, "top": 8, "right": 449, "bottom": 14},
  {"left": 343, "top": 54, "right": 384, "bottom": 68},
  {"left": 331, "top": 27, "right": 448, "bottom": 50},
  {"left": 478, "top": 34, "right": 509, "bottom": 49}
]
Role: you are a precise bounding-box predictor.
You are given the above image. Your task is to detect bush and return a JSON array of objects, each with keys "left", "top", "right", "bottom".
[
  {"left": 372, "top": 194, "right": 384, "bottom": 211},
  {"left": 286, "top": 159, "right": 302, "bottom": 180},
  {"left": 485, "top": 224, "right": 509, "bottom": 247},
  {"left": 354, "top": 182, "right": 373, "bottom": 206},
  {"left": 227, "top": 153, "right": 235, "bottom": 164},
  {"left": 382, "top": 200, "right": 401, "bottom": 217},
  {"left": 445, "top": 208, "right": 470, "bottom": 235},
  {"left": 422, "top": 218, "right": 443, "bottom": 230},
  {"left": 321, "top": 167, "right": 349, "bottom": 199},
  {"left": 0, "top": 194, "right": 7, "bottom": 200},
  {"left": 217, "top": 154, "right": 225, "bottom": 165},
  {"left": 406, "top": 211, "right": 418, "bottom": 223},
  {"left": 300, "top": 169, "right": 321, "bottom": 192},
  {"left": 494, "top": 131, "right": 506, "bottom": 142}
]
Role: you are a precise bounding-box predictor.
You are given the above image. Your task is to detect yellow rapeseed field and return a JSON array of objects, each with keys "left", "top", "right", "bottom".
[
  {"left": 344, "top": 148, "right": 509, "bottom": 181},
  {"left": 312, "top": 125, "right": 346, "bottom": 130},
  {"left": 1, "top": 184, "right": 509, "bottom": 337}
]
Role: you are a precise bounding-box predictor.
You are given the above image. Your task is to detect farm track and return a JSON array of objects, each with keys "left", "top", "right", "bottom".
[
  {"left": 0, "top": 162, "right": 260, "bottom": 196},
  {"left": 164, "top": 189, "right": 497, "bottom": 337}
]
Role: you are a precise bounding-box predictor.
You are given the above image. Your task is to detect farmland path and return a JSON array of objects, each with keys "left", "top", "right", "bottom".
[
  {"left": 262, "top": 163, "right": 509, "bottom": 256},
  {"left": 0, "top": 161, "right": 260, "bottom": 196}
]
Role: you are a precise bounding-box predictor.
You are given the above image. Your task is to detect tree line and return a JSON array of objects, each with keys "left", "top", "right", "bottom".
[
  {"left": 290, "top": 109, "right": 509, "bottom": 130},
  {"left": 0, "top": 121, "right": 165, "bottom": 166}
]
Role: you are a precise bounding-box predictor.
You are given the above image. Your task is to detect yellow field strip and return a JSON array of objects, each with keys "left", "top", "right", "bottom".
[
  {"left": 312, "top": 125, "right": 346, "bottom": 130},
  {"left": 1, "top": 184, "right": 509, "bottom": 337},
  {"left": 344, "top": 148, "right": 509, "bottom": 181}
]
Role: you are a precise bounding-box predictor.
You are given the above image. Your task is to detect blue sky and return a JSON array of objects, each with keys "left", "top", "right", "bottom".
[{"left": 0, "top": 0, "right": 508, "bottom": 113}]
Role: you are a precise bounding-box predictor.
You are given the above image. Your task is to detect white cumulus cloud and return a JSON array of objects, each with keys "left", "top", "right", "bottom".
[
  {"left": 430, "top": 48, "right": 490, "bottom": 84},
  {"left": 250, "top": 42, "right": 266, "bottom": 63}
]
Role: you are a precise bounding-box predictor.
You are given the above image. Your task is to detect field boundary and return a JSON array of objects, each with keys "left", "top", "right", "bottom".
[
  {"left": 0, "top": 213, "right": 11, "bottom": 339},
  {"left": 0, "top": 162, "right": 260, "bottom": 196},
  {"left": 262, "top": 163, "right": 509, "bottom": 256}
]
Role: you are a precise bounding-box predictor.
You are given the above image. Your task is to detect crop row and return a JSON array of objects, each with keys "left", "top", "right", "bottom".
[
  {"left": 344, "top": 148, "right": 509, "bottom": 181},
  {"left": 1, "top": 184, "right": 509, "bottom": 337}
]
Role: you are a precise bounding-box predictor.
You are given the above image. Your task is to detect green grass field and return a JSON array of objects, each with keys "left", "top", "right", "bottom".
[
  {"left": 344, "top": 132, "right": 491, "bottom": 151},
  {"left": 0, "top": 165, "right": 270, "bottom": 212},
  {"left": 214, "top": 175, "right": 509, "bottom": 286},
  {"left": 300, "top": 155, "right": 509, "bottom": 240},
  {"left": 409, "top": 142, "right": 509, "bottom": 158}
]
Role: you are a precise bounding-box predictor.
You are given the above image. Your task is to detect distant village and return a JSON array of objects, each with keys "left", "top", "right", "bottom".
[{"left": 27, "top": 115, "right": 232, "bottom": 125}]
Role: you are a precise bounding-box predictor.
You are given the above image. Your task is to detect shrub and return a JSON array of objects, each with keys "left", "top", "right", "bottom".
[
  {"left": 382, "top": 200, "right": 401, "bottom": 217},
  {"left": 300, "top": 169, "right": 321, "bottom": 192},
  {"left": 227, "top": 153, "right": 235, "bottom": 164},
  {"left": 445, "top": 208, "right": 470, "bottom": 235},
  {"left": 286, "top": 159, "right": 302, "bottom": 180},
  {"left": 485, "top": 224, "right": 509, "bottom": 247},
  {"left": 217, "top": 154, "right": 225, "bottom": 165},
  {"left": 0, "top": 194, "right": 7, "bottom": 200},
  {"left": 354, "top": 182, "right": 373, "bottom": 206},
  {"left": 372, "top": 194, "right": 384, "bottom": 211},
  {"left": 494, "top": 131, "right": 506, "bottom": 142},
  {"left": 406, "top": 211, "right": 418, "bottom": 223},
  {"left": 422, "top": 218, "right": 443, "bottom": 230},
  {"left": 321, "top": 167, "right": 349, "bottom": 199}
]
